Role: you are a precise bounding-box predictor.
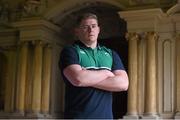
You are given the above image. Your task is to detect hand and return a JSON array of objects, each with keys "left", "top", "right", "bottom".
[{"left": 102, "top": 69, "right": 115, "bottom": 78}]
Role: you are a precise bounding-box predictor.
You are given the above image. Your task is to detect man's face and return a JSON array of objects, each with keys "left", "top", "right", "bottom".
[{"left": 75, "top": 18, "right": 100, "bottom": 44}]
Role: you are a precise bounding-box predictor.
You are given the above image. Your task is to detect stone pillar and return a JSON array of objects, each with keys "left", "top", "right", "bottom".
[
  {"left": 31, "top": 40, "right": 43, "bottom": 117},
  {"left": 41, "top": 44, "right": 52, "bottom": 115},
  {"left": 15, "top": 42, "right": 28, "bottom": 114},
  {"left": 124, "top": 33, "right": 139, "bottom": 119},
  {"left": 175, "top": 34, "right": 180, "bottom": 119},
  {"left": 143, "top": 32, "right": 158, "bottom": 118},
  {"left": 4, "top": 48, "right": 16, "bottom": 113}
]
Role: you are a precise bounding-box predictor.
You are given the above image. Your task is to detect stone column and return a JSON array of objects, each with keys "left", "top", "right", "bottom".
[
  {"left": 41, "top": 44, "right": 52, "bottom": 115},
  {"left": 15, "top": 42, "right": 28, "bottom": 114},
  {"left": 4, "top": 48, "right": 16, "bottom": 113},
  {"left": 175, "top": 34, "right": 180, "bottom": 119},
  {"left": 143, "top": 32, "right": 158, "bottom": 118},
  {"left": 31, "top": 40, "right": 43, "bottom": 117},
  {"left": 124, "top": 33, "right": 139, "bottom": 119}
]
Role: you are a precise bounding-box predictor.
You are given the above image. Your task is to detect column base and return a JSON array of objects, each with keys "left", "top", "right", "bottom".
[
  {"left": 142, "top": 114, "right": 159, "bottom": 119},
  {"left": 42, "top": 112, "right": 52, "bottom": 118},
  {"left": 11, "top": 111, "right": 25, "bottom": 118},
  {"left": 26, "top": 112, "right": 44, "bottom": 118},
  {"left": 0, "top": 111, "right": 25, "bottom": 119},
  {"left": 123, "top": 114, "right": 139, "bottom": 119},
  {"left": 175, "top": 112, "right": 180, "bottom": 119},
  {"left": 0, "top": 111, "right": 53, "bottom": 119}
]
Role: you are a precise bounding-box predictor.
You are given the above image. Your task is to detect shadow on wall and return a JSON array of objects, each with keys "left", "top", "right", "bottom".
[{"left": 0, "top": 53, "right": 7, "bottom": 111}]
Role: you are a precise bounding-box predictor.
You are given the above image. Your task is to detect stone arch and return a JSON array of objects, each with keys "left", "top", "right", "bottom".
[
  {"left": 44, "top": 0, "right": 125, "bottom": 20},
  {"left": 0, "top": 52, "right": 7, "bottom": 111},
  {"left": 44, "top": 0, "right": 127, "bottom": 43}
]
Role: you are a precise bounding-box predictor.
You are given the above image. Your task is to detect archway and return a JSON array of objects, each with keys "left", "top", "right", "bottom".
[{"left": 45, "top": 1, "right": 128, "bottom": 118}]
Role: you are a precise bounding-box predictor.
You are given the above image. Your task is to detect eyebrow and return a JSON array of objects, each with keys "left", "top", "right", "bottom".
[{"left": 80, "top": 24, "right": 98, "bottom": 26}]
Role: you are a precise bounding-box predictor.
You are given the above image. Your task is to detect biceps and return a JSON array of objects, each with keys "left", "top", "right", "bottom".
[
  {"left": 63, "top": 64, "right": 82, "bottom": 85},
  {"left": 113, "top": 70, "right": 128, "bottom": 77},
  {"left": 113, "top": 70, "right": 129, "bottom": 89}
]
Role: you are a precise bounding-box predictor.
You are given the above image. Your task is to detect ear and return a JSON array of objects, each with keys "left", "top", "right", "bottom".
[{"left": 98, "top": 26, "right": 100, "bottom": 34}]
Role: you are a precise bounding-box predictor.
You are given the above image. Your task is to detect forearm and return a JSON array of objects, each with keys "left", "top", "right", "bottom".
[
  {"left": 63, "top": 65, "right": 114, "bottom": 87},
  {"left": 75, "top": 69, "right": 114, "bottom": 86},
  {"left": 93, "top": 70, "right": 129, "bottom": 92}
]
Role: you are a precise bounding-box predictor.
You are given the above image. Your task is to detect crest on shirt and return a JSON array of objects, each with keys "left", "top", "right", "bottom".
[
  {"left": 104, "top": 52, "right": 110, "bottom": 56},
  {"left": 80, "top": 50, "right": 86, "bottom": 54}
]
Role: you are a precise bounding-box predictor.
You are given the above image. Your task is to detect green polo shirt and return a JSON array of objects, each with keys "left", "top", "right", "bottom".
[
  {"left": 60, "top": 40, "right": 125, "bottom": 119},
  {"left": 74, "top": 42, "right": 113, "bottom": 71}
]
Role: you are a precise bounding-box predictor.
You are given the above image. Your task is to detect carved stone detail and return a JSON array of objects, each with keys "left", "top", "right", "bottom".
[{"left": 0, "top": 0, "right": 10, "bottom": 23}]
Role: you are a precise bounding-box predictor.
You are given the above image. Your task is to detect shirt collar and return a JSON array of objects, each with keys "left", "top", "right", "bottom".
[{"left": 74, "top": 40, "right": 101, "bottom": 50}]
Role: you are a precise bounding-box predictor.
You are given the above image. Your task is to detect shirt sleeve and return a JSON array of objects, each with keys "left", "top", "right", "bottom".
[
  {"left": 59, "top": 46, "right": 79, "bottom": 71},
  {"left": 112, "top": 50, "right": 125, "bottom": 71}
]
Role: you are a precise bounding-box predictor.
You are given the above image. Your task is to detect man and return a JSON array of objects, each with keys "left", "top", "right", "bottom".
[{"left": 59, "top": 13, "right": 129, "bottom": 119}]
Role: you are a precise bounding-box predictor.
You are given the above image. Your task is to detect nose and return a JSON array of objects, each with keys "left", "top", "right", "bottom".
[{"left": 87, "top": 26, "right": 93, "bottom": 32}]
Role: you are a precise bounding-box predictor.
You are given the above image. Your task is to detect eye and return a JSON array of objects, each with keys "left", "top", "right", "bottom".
[
  {"left": 79, "top": 25, "right": 88, "bottom": 30},
  {"left": 83, "top": 26, "right": 89, "bottom": 29},
  {"left": 91, "top": 24, "right": 97, "bottom": 28},
  {"left": 79, "top": 24, "right": 98, "bottom": 30}
]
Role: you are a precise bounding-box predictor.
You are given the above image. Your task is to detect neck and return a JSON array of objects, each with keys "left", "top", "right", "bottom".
[{"left": 82, "top": 41, "right": 97, "bottom": 49}]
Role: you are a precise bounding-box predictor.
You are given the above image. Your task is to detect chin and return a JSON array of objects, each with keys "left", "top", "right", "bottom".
[
  {"left": 89, "top": 39, "right": 96, "bottom": 42},
  {"left": 89, "top": 37, "right": 97, "bottom": 41}
]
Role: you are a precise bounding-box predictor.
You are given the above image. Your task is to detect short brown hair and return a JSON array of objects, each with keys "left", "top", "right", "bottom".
[{"left": 76, "top": 13, "right": 98, "bottom": 26}]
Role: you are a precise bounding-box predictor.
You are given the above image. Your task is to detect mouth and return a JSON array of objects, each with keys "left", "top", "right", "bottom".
[{"left": 89, "top": 34, "right": 94, "bottom": 37}]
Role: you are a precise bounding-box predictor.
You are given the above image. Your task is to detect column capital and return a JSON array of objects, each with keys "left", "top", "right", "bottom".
[
  {"left": 31, "top": 40, "right": 44, "bottom": 46},
  {"left": 31, "top": 40, "right": 53, "bottom": 48},
  {"left": 18, "top": 41, "right": 30, "bottom": 46},
  {"left": 126, "top": 31, "right": 159, "bottom": 42},
  {"left": 145, "top": 32, "right": 159, "bottom": 40},
  {"left": 44, "top": 43, "right": 53, "bottom": 48},
  {"left": 126, "top": 32, "right": 140, "bottom": 41}
]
